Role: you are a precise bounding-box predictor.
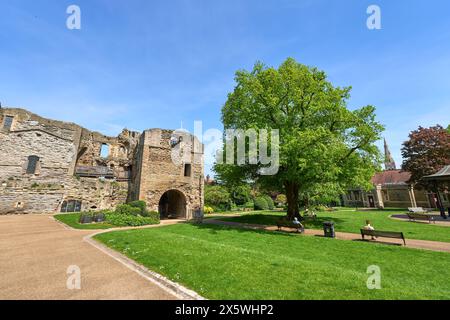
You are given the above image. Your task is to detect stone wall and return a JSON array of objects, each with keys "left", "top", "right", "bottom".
[
  {"left": 0, "top": 108, "right": 134, "bottom": 214},
  {"left": 0, "top": 107, "right": 205, "bottom": 218},
  {"left": 0, "top": 177, "right": 128, "bottom": 214}
]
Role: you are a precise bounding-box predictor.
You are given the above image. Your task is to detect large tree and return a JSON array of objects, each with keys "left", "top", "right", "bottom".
[
  {"left": 401, "top": 125, "right": 450, "bottom": 186},
  {"left": 214, "top": 58, "right": 384, "bottom": 219}
]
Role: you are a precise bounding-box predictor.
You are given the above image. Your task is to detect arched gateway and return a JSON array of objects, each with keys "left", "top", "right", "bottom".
[{"left": 158, "top": 190, "right": 187, "bottom": 219}]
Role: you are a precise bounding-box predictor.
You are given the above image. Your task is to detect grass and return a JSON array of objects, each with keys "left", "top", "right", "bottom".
[
  {"left": 54, "top": 213, "right": 116, "bottom": 230},
  {"left": 95, "top": 223, "right": 450, "bottom": 300},
  {"left": 216, "top": 208, "right": 450, "bottom": 243}
]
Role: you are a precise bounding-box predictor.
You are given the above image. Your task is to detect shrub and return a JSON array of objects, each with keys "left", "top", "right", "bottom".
[
  {"left": 204, "top": 206, "right": 214, "bottom": 214},
  {"left": 244, "top": 201, "right": 254, "bottom": 209},
  {"left": 205, "top": 185, "right": 231, "bottom": 211},
  {"left": 263, "top": 195, "right": 275, "bottom": 210},
  {"left": 312, "top": 205, "right": 334, "bottom": 212},
  {"left": 254, "top": 197, "right": 269, "bottom": 210},
  {"left": 105, "top": 213, "right": 159, "bottom": 227},
  {"left": 275, "top": 194, "right": 287, "bottom": 206},
  {"left": 230, "top": 185, "right": 251, "bottom": 206},
  {"left": 115, "top": 204, "right": 141, "bottom": 216},
  {"left": 129, "top": 200, "right": 147, "bottom": 215},
  {"left": 146, "top": 210, "right": 160, "bottom": 221}
]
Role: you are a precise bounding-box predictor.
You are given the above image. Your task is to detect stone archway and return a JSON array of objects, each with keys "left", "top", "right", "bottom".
[{"left": 158, "top": 190, "right": 187, "bottom": 219}]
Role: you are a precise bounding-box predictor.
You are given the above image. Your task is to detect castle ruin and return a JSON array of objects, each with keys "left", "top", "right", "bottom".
[{"left": 0, "top": 107, "right": 204, "bottom": 219}]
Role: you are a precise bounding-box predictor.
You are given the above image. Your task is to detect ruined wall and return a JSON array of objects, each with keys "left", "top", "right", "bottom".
[
  {"left": 0, "top": 108, "right": 132, "bottom": 214},
  {"left": 0, "top": 107, "right": 204, "bottom": 217},
  {"left": 135, "top": 129, "right": 204, "bottom": 219},
  {"left": 0, "top": 177, "right": 128, "bottom": 214}
]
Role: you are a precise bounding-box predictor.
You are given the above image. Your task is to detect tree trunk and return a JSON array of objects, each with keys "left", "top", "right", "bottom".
[{"left": 285, "top": 181, "right": 300, "bottom": 220}]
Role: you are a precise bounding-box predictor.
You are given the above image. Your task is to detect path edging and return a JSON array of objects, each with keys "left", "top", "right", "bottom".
[
  {"left": 52, "top": 215, "right": 205, "bottom": 300},
  {"left": 83, "top": 230, "right": 206, "bottom": 301}
]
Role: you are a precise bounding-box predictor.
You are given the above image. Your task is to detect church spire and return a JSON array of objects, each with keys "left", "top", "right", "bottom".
[{"left": 384, "top": 138, "right": 396, "bottom": 170}]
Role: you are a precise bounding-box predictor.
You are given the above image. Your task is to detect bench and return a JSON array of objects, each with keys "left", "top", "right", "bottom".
[
  {"left": 407, "top": 213, "right": 435, "bottom": 224},
  {"left": 408, "top": 207, "right": 432, "bottom": 214},
  {"left": 360, "top": 229, "right": 406, "bottom": 246},
  {"left": 277, "top": 218, "right": 305, "bottom": 233}
]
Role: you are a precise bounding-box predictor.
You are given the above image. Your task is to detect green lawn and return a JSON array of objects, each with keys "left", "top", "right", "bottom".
[
  {"left": 216, "top": 209, "right": 450, "bottom": 243},
  {"left": 54, "top": 213, "right": 115, "bottom": 230},
  {"left": 95, "top": 223, "right": 450, "bottom": 300}
]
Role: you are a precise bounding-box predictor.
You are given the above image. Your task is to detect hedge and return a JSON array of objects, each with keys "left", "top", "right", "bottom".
[{"left": 254, "top": 197, "right": 269, "bottom": 210}]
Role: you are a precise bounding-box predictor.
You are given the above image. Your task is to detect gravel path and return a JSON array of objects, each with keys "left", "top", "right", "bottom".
[{"left": 0, "top": 214, "right": 179, "bottom": 300}]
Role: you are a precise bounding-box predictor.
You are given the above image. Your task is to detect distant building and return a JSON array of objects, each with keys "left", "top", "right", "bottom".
[
  {"left": 205, "top": 175, "right": 216, "bottom": 186},
  {"left": 343, "top": 139, "right": 449, "bottom": 209}
]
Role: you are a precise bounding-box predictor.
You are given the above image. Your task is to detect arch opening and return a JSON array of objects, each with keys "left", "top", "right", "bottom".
[{"left": 158, "top": 190, "right": 186, "bottom": 220}]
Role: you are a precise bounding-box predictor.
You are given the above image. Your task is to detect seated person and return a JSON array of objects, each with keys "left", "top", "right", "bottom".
[
  {"left": 363, "top": 220, "right": 376, "bottom": 240},
  {"left": 363, "top": 220, "right": 374, "bottom": 230},
  {"left": 293, "top": 217, "right": 305, "bottom": 232}
]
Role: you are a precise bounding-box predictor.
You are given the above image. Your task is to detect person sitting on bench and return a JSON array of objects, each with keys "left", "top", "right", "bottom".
[
  {"left": 363, "top": 220, "right": 376, "bottom": 240},
  {"left": 293, "top": 217, "right": 303, "bottom": 226}
]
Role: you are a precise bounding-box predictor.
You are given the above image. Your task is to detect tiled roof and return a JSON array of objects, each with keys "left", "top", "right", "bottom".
[
  {"left": 371, "top": 170, "right": 411, "bottom": 185},
  {"left": 423, "top": 165, "right": 450, "bottom": 181}
]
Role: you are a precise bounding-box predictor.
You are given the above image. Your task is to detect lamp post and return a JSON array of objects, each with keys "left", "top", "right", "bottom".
[{"left": 434, "top": 181, "right": 447, "bottom": 219}]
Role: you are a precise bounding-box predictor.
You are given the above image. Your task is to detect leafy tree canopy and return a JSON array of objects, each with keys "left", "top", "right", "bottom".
[
  {"left": 214, "top": 58, "right": 384, "bottom": 219},
  {"left": 401, "top": 125, "right": 450, "bottom": 186}
]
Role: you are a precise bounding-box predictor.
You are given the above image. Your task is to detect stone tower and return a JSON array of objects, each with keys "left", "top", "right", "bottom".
[{"left": 384, "top": 138, "right": 396, "bottom": 171}]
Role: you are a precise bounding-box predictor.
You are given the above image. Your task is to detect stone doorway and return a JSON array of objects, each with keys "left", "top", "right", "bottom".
[{"left": 158, "top": 190, "right": 186, "bottom": 219}]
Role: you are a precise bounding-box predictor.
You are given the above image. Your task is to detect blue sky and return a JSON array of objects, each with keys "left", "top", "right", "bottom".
[{"left": 1, "top": 0, "right": 450, "bottom": 175}]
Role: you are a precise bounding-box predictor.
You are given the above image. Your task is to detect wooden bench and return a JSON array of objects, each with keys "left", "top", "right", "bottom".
[
  {"left": 360, "top": 229, "right": 406, "bottom": 246},
  {"left": 277, "top": 218, "right": 305, "bottom": 233},
  {"left": 408, "top": 207, "right": 432, "bottom": 214},
  {"left": 407, "top": 213, "right": 435, "bottom": 224}
]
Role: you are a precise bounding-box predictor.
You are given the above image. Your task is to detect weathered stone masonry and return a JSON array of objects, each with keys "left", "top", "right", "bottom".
[{"left": 0, "top": 108, "right": 204, "bottom": 219}]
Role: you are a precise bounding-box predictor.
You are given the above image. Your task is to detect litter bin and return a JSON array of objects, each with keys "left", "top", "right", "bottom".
[
  {"left": 93, "top": 213, "right": 106, "bottom": 223},
  {"left": 193, "top": 209, "right": 204, "bottom": 224},
  {"left": 79, "top": 213, "right": 93, "bottom": 224},
  {"left": 323, "top": 221, "right": 335, "bottom": 238}
]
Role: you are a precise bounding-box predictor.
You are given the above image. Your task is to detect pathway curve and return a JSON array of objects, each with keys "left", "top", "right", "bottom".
[{"left": 0, "top": 214, "right": 185, "bottom": 300}]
